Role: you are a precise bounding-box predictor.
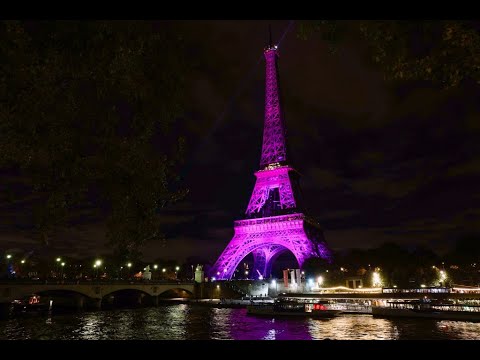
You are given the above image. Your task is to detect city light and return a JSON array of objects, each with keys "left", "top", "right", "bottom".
[
  {"left": 6, "top": 254, "right": 12, "bottom": 259},
  {"left": 421, "top": 284, "right": 426, "bottom": 288},
  {"left": 93, "top": 264, "right": 97, "bottom": 268},
  {"left": 61, "top": 262, "right": 65, "bottom": 266},
  {"left": 127, "top": 263, "right": 132, "bottom": 268},
  {"left": 372, "top": 271, "right": 382, "bottom": 287},
  {"left": 314, "top": 286, "right": 382, "bottom": 293},
  {"left": 175, "top": 266, "right": 180, "bottom": 271},
  {"left": 308, "top": 278, "right": 314, "bottom": 285},
  {"left": 317, "top": 276, "right": 324, "bottom": 286},
  {"left": 56, "top": 258, "right": 61, "bottom": 262},
  {"left": 21, "top": 260, "right": 25, "bottom": 264},
  {"left": 162, "top": 268, "right": 166, "bottom": 273},
  {"left": 217, "top": 271, "right": 220, "bottom": 276},
  {"left": 154, "top": 265, "right": 158, "bottom": 269},
  {"left": 439, "top": 270, "right": 447, "bottom": 285},
  {"left": 216, "top": 285, "right": 220, "bottom": 289},
  {"left": 245, "top": 270, "right": 249, "bottom": 275},
  {"left": 95, "top": 260, "right": 102, "bottom": 267},
  {"left": 271, "top": 279, "right": 276, "bottom": 286},
  {"left": 212, "top": 277, "right": 216, "bottom": 282}
]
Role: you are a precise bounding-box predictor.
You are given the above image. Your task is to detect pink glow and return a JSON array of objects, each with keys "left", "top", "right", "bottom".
[
  {"left": 210, "top": 45, "right": 331, "bottom": 280},
  {"left": 246, "top": 166, "right": 296, "bottom": 215},
  {"left": 260, "top": 48, "right": 287, "bottom": 168}
]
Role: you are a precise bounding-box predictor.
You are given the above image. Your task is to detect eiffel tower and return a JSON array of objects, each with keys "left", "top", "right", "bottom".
[{"left": 210, "top": 32, "right": 332, "bottom": 280}]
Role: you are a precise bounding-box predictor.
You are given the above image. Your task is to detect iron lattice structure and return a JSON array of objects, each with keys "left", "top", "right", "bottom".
[
  {"left": 260, "top": 48, "right": 287, "bottom": 168},
  {"left": 210, "top": 44, "right": 332, "bottom": 280}
]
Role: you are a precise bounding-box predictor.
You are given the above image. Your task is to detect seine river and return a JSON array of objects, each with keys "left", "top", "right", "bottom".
[{"left": 1, "top": 304, "right": 480, "bottom": 340}]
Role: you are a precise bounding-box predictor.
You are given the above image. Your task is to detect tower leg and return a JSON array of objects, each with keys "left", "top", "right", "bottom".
[
  {"left": 264, "top": 247, "right": 285, "bottom": 279},
  {"left": 252, "top": 249, "right": 267, "bottom": 279},
  {"left": 210, "top": 233, "right": 252, "bottom": 279}
]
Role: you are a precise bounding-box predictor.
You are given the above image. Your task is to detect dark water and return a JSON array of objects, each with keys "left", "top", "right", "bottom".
[{"left": 1, "top": 304, "right": 480, "bottom": 340}]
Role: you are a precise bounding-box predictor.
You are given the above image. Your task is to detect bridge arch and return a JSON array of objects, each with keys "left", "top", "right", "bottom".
[
  {"left": 102, "top": 288, "right": 155, "bottom": 308},
  {"left": 12, "top": 286, "right": 92, "bottom": 301},
  {"left": 28, "top": 288, "right": 93, "bottom": 311},
  {"left": 158, "top": 288, "right": 194, "bottom": 298}
]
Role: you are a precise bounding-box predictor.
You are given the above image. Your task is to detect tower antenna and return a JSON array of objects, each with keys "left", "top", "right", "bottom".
[{"left": 269, "top": 24, "right": 273, "bottom": 47}]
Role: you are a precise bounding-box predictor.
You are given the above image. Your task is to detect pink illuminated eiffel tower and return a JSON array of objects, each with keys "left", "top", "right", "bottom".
[{"left": 210, "top": 33, "right": 332, "bottom": 280}]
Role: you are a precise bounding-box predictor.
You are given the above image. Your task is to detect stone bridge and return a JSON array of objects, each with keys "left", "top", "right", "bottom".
[{"left": 0, "top": 281, "right": 195, "bottom": 307}]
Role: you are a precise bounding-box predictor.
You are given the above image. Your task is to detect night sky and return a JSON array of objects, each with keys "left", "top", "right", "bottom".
[{"left": 3, "top": 20, "right": 480, "bottom": 263}]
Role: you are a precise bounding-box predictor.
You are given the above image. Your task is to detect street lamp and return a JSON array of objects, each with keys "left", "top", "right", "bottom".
[
  {"left": 93, "top": 260, "right": 102, "bottom": 279},
  {"left": 6, "top": 254, "right": 12, "bottom": 259},
  {"left": 54, "top": 257, "right": 62, "bottom": 279},
  {"left": 162, "top": 268, "right": 166, "bottom": 273},
  {"left": 154, "top": 264, "right": 158, "bottom": 270},
  {"left": 126, "top": 262, "right": 132, "bottom": 279},
  {"left": 21, "top": 260, "right": 25, "bottom": 264}
]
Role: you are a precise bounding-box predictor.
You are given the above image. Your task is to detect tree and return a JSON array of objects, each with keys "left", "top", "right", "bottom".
[
  {"left": 299, "top": 20, "right": 480, "bottom": 88},
  {"left": 446, "top": 234, "right": 480, "bottom": 266},
  {"left": 0, "top": 21, "right": 189, "bottom": 260},
  {"left": 302, "top": 256, "right": 331, "bottom": 274}
]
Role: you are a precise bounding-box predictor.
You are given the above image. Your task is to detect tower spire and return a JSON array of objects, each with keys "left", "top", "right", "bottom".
[{"left": 260, "top": 29, "right": 287, "bottom": 168}]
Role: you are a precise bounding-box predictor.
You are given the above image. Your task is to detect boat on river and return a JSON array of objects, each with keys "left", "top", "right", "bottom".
[
  {"left": 247, "top": 298, "right": 342, "bottom": 318},
  {"left": 372, "top": 299, "right": 480, "bottom": 322},
  {"left": 12, "top": 295, "right": 49, "bottom": 315}
]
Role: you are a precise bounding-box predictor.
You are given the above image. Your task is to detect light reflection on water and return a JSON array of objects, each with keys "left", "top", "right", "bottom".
[
  {"left": 2, "top": 305, "right": 480, "bottom": 340},
  {"left": 308, "top": 315, "right": 397, "bottom": 340}
]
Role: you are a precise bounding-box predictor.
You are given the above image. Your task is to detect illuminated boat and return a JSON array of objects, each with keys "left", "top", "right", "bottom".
[
  {"left": 12, "top": 295, "right": 49, "bottom": 314},
  {"left": 372, "top": 299, "right": 480, "bottom": 322},
  {"left": 247, "top": 298, "right": 342, "bottom": 318}
]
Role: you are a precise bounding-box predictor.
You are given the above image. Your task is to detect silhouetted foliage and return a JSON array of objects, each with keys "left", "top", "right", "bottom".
[
  {"left": 0, "top": 21, "right": 189, "bottom": 260},
  {"left": 302, "top": 256, "right": 331, "bottom": 274},
  {"left": 445, "top": 234, "right": 480, "bottom": 265},
  {"left": 299, "top": 20, "right": 480, "bottom": 88}
]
